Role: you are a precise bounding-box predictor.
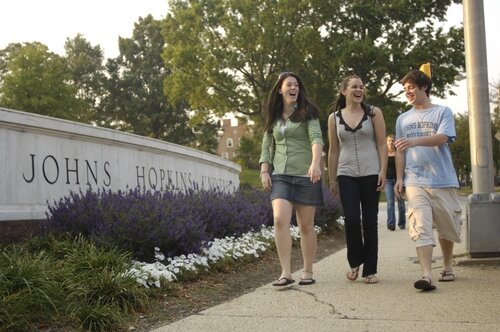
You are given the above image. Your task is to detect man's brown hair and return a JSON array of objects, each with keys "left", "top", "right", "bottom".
[{"left": 401, "top": 69, "right": 433, "bottom": 97}]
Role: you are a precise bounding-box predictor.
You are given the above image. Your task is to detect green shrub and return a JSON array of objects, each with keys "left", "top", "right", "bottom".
[
  {"left": 0, "top": 246, "right": 63, "bottom": 331},
  {"left": 62, "top": 236, "right": 149, "bottom": 314},
  {"left": 74, "top": 301, "right": 123, "bottom": 332},
  {"left": 0, "top": 236, "right": 150, "bottom": 331}
]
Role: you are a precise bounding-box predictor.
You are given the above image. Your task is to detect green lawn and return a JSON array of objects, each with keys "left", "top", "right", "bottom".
[{"left": 239, "top": 168, "right": 260, "bottom": 188}]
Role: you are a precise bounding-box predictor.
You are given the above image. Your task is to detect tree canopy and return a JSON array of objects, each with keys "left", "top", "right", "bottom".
[
  {"left": 64, "top": 34, "right": 106, "bottom": 124},
  {"left": 0, "top": 42, "right": 82, "bottom": 120},
  {"left": 162, "top": 0, "right": 465, "bottom": 136},
  {"left": 99, "top": 15, "right": 197, "bottom": 145}
]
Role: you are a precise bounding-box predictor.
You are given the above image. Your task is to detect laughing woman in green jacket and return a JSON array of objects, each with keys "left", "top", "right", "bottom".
[{"left": 259, "top": 71, "right": 324, "bottom": 287}]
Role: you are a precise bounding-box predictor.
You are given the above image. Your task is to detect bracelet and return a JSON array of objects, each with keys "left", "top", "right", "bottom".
[{"left": 260, "top": 171, "right": 269, "bottom": 175}]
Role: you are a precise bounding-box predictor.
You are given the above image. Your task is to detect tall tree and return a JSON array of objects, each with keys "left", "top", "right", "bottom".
[
  {"left": 100, "top": 15, "right": 195, "bottom": 145},
  {"left": 190, "top": 117, "right": 220, "bottom": 154},
  {"left": 451, "top": 81, "right": 500, "bottom": 185},
  {"left": 64, "top": 34, "right": 106, "bottom": 124},
  {"left": 451, "top": 112, "right": 471, "bottom": 185},
  {"left": 235, "top": 133, "right": 262, "bottom": 169},
  {"left": 0, "top": 42, "right": 81, "bottom": 120},
  {"left": 163, "top": 0, "right": 321, "bottom": 122},
  {"left": 162, "top": 0, "right": 465, "bottom": 135}
]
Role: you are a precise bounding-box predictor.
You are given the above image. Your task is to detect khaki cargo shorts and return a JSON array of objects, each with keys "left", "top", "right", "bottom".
[{"left": 405, "top": 187, "right": 462, "bottom": 247}]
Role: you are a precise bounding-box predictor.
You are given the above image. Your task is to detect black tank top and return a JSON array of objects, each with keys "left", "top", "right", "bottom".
[{"left": 386, "top": 155, "right": 396, "bottom": 179}]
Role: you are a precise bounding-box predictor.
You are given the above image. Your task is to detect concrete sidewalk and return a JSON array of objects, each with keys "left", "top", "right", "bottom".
[{"left": 153, "top": 200, "right": 500, "bottom": 332}]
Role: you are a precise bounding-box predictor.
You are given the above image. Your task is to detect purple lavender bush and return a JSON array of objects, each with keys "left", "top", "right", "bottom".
[
  {"left": 44, "top": 185, "right": 340, "bottom": 263},
  {"left": 44, "top": 187, "right": 273, "bottom": 262}
]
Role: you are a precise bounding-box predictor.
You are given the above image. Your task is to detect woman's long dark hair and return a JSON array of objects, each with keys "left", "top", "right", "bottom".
[
  {"left": 329, "top": 74, "right": 373, "bottom": 117},
  {"left": 263, "top": 72, "right": 320, "bottom": 134}
]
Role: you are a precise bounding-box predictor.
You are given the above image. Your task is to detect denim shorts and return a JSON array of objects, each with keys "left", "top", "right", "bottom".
[{"left": 271, "top": 174, "right": 324, "bottom": 206}]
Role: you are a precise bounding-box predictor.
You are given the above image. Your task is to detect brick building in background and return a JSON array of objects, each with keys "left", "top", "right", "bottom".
[{"left": 216, "top": 119, "right": 252, "bottom": 160}]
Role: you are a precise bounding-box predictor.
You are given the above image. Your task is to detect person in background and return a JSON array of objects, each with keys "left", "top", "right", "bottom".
[
  {"left": 385, "top": 134, "right": 406, "bottom": 231},
  {"left": 395, "top": 66, "right": 462, "bottom": 291},
  {"left": 259, "top": 71, "right": 324, "bottom": 287},
  {"left": 328, "top": 74, "right": 387, "bottom": 284}
]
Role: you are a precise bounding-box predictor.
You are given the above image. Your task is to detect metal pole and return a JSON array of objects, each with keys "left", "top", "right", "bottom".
[
  {"left": 463, "top": 0, "right": 494, "bottom": 194},
  {"left": 463, "top": 0, "right": 500, "bottom": 258}
]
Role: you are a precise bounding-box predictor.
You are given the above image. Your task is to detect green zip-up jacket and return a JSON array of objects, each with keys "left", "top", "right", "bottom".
[{"left": 259, "top": 118, "right": 324, "bottom": 176}]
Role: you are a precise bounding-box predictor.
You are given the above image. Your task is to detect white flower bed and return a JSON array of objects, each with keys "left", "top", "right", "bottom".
[{"left": 129, "top": 224, "right": 323, "bottom": 288}]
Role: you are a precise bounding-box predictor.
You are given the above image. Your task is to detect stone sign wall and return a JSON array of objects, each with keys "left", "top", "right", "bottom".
[{"left": 0, "top": 108, "right": 240, "bottom": 226}]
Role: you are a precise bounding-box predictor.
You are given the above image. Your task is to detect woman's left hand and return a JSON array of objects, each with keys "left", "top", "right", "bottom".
[{"left": 308, "top": 165, "right": 322, "bottom": 183}]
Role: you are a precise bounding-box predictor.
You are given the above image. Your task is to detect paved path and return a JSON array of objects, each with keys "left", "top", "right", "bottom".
[{"left": 154, "top": 199, "right": 500, "bottom": 332}]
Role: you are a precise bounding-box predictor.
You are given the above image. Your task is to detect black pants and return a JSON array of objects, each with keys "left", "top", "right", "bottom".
[{"left": 338, "top": 175, "right": 380, "bottom": 277}]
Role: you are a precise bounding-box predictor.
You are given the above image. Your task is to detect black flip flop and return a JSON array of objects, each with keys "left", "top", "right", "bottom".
[
  {"left": 298, "top": 278, "right": 316, "bottom": 286},
  {"left": 272, "top": 277, "right": 295, "bottom": 287},
  {"left": 414, "top": 277, "right": 436, "bottom": 291}
]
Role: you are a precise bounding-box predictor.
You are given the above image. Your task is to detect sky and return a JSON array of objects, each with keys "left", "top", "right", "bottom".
[
  {"left": 0, "top": 0, "right": 499, "bottom": 115},
  {"left": 432, "top": 1, "right": 500, "bottom": 113},
  {"left": 0, "top": 0, "right": 169, "bottom": 58}
]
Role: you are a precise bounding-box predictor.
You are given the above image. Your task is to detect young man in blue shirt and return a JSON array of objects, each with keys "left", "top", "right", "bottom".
[{"left": 395, "top": 68, "right": 462, "bottom": 291}]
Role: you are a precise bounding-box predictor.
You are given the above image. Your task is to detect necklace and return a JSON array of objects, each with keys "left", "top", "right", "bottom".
[{"left": 283, "top": 103, "right": 297, "bottom": 118}]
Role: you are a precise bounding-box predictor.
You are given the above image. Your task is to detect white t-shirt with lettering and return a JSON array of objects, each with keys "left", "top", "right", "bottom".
[{"left": 395, "top": 104, "right": 459, "bottom": 188}]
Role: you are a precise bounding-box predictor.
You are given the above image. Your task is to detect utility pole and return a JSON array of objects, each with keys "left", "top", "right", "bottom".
[{"left": 463, "top": 0, "right": 500, "bottom": 257}]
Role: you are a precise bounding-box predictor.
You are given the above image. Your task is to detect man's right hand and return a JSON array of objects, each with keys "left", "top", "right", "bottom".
[{"left": 394, "top": 179, "right": 405, "bottom": 200}]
